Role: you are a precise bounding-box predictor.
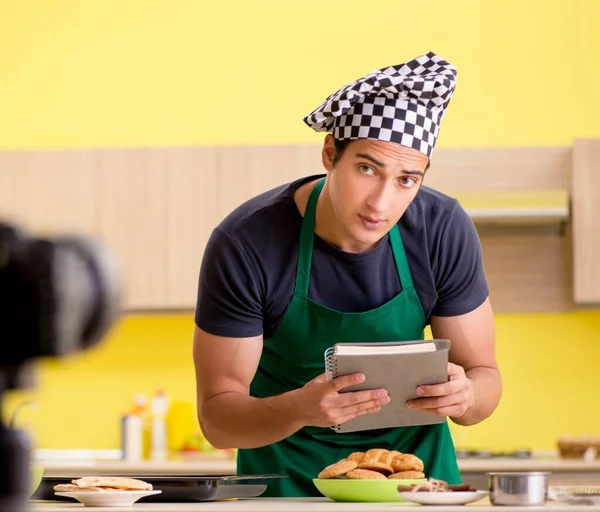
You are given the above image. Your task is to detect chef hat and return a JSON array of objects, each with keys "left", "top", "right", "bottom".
[{"left": 303, "top": 51, "right": 457, "bottom": 158}]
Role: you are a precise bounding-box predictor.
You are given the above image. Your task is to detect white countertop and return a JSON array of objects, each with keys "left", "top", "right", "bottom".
[
  {"left": 38, "top": 457, "right": 600, "bottom": 477},
  {"left": 30, "top": 497, "right": 600, "bottom": 512}
]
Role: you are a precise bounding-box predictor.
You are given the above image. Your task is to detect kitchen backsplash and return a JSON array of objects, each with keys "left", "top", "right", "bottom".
[{"left": 4, "top": 310, "right": 600, "bottom": 453}]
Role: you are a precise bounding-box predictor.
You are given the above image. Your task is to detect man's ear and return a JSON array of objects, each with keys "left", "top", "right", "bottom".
[{"left": 321, "top": 134, "right": 335, "bottom": 172}]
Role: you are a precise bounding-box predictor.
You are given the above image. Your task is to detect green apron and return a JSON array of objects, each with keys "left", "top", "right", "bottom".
[{"left": 238, "top": 178, "right": 460, "bottom": 497}]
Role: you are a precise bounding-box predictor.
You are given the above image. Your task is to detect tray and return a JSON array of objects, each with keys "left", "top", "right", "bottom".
[
  {"left": 549, "top": 486, "right": 600, "bottom": 505},
  {"left": 37, "top": 474, "right": 287, "bottom": 502}
]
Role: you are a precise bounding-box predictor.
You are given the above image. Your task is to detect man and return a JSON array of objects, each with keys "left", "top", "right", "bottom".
[{"left": 193, "top": 51, "right": 502, "bottom": 497}]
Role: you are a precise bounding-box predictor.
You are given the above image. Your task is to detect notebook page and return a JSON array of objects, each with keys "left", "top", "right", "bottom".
[{"left": 334, "top": 342, "right": 436, "bottom": 356}]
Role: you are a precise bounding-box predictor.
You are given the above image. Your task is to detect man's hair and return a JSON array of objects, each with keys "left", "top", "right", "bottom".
[
  {"left": 332, "top": 138, "right": 353, "bottom": 167},
  {"left": 332, "top": 138, "right": 431, "bottom": 171}
]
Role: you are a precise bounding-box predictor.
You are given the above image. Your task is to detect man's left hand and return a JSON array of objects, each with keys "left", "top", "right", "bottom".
[{"left": 406, "top": 362, "right": 474, "bottom": 418}]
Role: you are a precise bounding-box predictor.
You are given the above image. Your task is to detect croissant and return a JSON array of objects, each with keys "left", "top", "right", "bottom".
[{"left": 391, "top": 453, "right": 424, "bottom": 472}]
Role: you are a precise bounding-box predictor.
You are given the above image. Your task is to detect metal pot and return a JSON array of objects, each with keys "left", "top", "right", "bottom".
[{"left": 487, "top": 471, "right": 550, "bottom": 506}]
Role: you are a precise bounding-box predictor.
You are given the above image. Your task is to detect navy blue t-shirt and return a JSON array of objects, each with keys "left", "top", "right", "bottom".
[{"left": 195, "top": 175, "right": 489, "bottom": 339}]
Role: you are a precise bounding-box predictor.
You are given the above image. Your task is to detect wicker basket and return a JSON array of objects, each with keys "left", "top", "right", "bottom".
[{"left": 557, "top": 436, "right": 600, "bottom": 459}]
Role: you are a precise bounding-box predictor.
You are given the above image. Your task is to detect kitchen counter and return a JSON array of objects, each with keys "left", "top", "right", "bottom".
[
  {"left": 457, "top": 459, "right": 600, "bottom": 488},
  {"left": 29, "top": 498, "right": 600, "bottom": 511},
  {"left": 38, "top": 457, "right": 600, "bottom": 477},
  {"left": 459, "top": 459, "right": 600, "bottom": 473}
]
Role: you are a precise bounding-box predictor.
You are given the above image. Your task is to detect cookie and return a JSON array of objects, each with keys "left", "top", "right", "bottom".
[
  {"left": 346, "top": 451, "right": 366, "bottom": 463},
  {"left": 72, "top": 476, "right": 153, "bottom": 491},
  {"left": 55, "top": 484, "right": 103, "bottom": 492},
  {"left": 379, "top": 450, "right": 402, "bottom": 465},
  {"left": 346, "top": 468, "right": 387, "bottom": 480},
  {"left": 391, "top": 453, "right": 424, "bottom": 472},
  {"left": 357, "top": 461, "right": 394, "bottom": 475},
  {"left": 317, "top": 460, "right": 358, "bottom": 479},
  {"left": 364, "top": 448, "right": 388, "bottom": 462},
  {"left": 388, "top": 470, "right": 426, "bottom": 479}
]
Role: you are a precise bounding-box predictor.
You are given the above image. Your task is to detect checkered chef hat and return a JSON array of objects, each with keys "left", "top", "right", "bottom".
[{"left": 303, "top": 52, "right": 457, "bottom": 158}]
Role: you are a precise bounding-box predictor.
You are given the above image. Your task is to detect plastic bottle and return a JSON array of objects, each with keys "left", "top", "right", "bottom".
[
  {"left": 121, "top": 396, "right": 146, "bottom": 462},
  {"left": 150, "top": 389, "right": 169, "bottom": 462},
  {"left": 132, "top": 394, "right": 151, "bottom": 460}
]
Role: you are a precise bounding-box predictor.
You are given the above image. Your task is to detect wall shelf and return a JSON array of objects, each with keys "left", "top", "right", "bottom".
[{"left": 453, "top": 189, "right": 570, "bottom": 224}]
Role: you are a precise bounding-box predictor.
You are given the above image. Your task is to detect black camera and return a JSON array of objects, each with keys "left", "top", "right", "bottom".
[{"left": 0, "top": 220, "right": 121, "bottom": 510}]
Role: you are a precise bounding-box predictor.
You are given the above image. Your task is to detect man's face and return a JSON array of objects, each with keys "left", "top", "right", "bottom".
[{"left": 322, "top": 134, "right": 429, "bottom": 252}]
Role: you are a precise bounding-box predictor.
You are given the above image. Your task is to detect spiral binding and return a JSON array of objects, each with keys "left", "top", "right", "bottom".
[
  {"left": 324, "top": 347, "right": 337, "bottom": 381},
  {"left": 323, "top": 347, "right": 341, "bottom": 432}
]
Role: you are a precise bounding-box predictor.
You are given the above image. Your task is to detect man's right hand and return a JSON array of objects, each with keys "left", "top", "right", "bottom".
[{"left": 293, "top": 373, "right": 390, "bottom": 428}]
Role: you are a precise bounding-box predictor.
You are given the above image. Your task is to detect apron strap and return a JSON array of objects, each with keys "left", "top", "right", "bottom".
[
  {"left": 295, "top": 178, "right": 414, "bottom": 295},
  {"left": 389, "top": 224, "right": 414, "bottom": 289},
  {"left": 295, "top": 178, "right": 324, "bottom": 298}
]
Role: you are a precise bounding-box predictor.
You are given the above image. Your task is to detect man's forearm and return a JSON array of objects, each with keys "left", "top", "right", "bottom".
[
  {"left": 199, "top": 389, "right": 305, "bottom": 449},
  {"left": 452, "top": 366, "right": 502, "bottom": 426}
]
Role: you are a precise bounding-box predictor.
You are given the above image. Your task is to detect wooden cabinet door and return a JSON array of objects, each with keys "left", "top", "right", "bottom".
[
  {"left": 572, "top": 139, "right": 600, "bottom": 304},
  {"left": 95, "top": 147, "right": 218, "bottom": 310},
  {"left": 163, "top": 148, "right": 219, "bottom": 309}
]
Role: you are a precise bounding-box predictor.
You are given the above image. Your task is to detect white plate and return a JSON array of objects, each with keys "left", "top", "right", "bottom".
[
  {"left": 55, "top": 490, "right": 162, "bottom": 507},
  {"left": 398, "top": 490, "right": 488, "bottom": 505}
]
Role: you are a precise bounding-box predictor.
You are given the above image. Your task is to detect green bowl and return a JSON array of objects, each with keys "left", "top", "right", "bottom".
[
  {"left": 30, "top": 465, "right": 44, "bottom": 497},
  {"left": 313, "top": 477, "right": 425, "bottom": 502}
]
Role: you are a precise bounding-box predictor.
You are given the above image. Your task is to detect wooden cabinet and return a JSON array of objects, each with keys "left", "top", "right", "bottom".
[
  {"left": 1, "top": 141, "right": 598, "bottom": 311},
  {"left": 95, "top": 151, "right": 172, "bottom": 309},
  {"left": 0, "top": 147, "right": 220, "bottom": 310},
  {"left": 572, "top": 139, "right": 600, "bottom": 304}
]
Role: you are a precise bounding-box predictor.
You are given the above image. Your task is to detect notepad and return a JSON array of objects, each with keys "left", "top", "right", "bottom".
[
  {"left": 332, "top": 341, "right": 437, "bottom": 356},
  {"left": 324, "top": 339, "right": 450, "bottom": 433}
]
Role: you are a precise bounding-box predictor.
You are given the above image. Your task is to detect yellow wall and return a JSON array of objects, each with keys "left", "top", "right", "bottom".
[
  {"left": 1, "top": 1, "right": 599, "bottom": 452},
  {"left": 0, "top": 0, "right": 599, "bottom": 150},
  {"left": 5, "top": 311, "right": 600, "bottom": 451}
]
